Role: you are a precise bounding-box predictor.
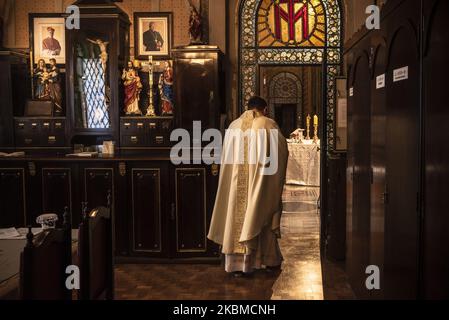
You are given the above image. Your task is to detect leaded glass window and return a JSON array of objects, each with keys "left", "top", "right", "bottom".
[{"left": 239, "top": 0, "right": 342, "bottom": 150}]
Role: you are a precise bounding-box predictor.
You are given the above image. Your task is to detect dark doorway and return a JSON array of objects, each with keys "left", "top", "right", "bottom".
[{"left": 275, "top": 103, "right": 297, "bottom": 138}]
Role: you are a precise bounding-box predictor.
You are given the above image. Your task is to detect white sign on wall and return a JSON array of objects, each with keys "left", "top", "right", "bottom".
[
  {"left": 376, "top": 74, "right": 385, "bottom": 89},
  {"left": 393, "top": 66, "right": 409, "bottom": 82}
]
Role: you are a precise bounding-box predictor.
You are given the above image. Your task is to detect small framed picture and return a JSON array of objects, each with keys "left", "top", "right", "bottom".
[
  {"left": 30, "top": 13, "right": 66, "bottom": 66},
  {"left": 134, "top": 12, "right": 173, "bottom": 60}
]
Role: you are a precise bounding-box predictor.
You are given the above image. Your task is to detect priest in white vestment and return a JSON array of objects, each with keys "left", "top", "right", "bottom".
[{"left": 208, "top": 96, "right": 289, "bottom": 275}]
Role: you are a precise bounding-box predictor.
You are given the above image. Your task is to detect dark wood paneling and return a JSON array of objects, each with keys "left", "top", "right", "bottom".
[
  {"left": 130, "top": 168, "right": 164, "bottom": 256},
  {"left": 83, "top": 167, "right": 114, "bottom": 210},
  {"left": 172, "top": 47, "right": 222, "bottom": 132},
  {"left": 384, "top": 3, "right": 420, "bottom": 298},
  {"left": 41, "top": 167, "right": 72, "bottom": 224},
  {"left": 0, "top": 168, "right": 26, "bottom": 227},
  {"left": 369, "top": 35, "right": 387, "bottom": 300},
  {"left": 0, "top": 57, "right": 14, "bottom": 148},
  {"left": 422, "top": 0, "right": 449, "bottom": 299},
  {"left": 346, "top": 46, "right": 372, "bottom": 299},
  {"left": 175, "top": 168, "right": 207, "bottom": 256}
]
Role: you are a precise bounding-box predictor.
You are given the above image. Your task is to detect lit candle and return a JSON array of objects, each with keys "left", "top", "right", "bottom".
[{"left": 314, "top": 115, "right": 318, "bottom": 127}]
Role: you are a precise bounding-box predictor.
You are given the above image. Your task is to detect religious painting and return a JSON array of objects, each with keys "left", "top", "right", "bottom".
[
  {"left": 257, "top": 0, "right": 326, "bottom": 47},
  {"left": 134, "top": 12, "right": 173, "bottom": 60},
  {"left": 30, "top": 14, "right": 66, "bottom": 66}
]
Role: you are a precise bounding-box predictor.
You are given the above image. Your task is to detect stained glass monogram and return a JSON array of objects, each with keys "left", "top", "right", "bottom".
[{"left": 258, "top": 0, "right": 326, "bottom": 47}]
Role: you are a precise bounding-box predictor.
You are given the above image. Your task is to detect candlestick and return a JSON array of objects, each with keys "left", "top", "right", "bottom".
[
  {"left": 306, "top": 114, "right": 311, "bottom": 140},
  {"left": 146, "top": 56, "right": 156, "bottom": 117},
  {"left": 313, "top": 115, "right": 319, "bottom": 143}
]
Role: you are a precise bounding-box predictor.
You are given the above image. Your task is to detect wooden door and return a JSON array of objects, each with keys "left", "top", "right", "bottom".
[
  {"left": 384, "top": 1, "right": 420, "bottom": 299},
  {"left": 346, "top": 45, "right": 372, "bottom": 299},
  {"left": 422, "top": 0, "right": 449, "bottom": 299},
  {"left": 40, "top": 166, "right": 73, "bottom": 225},
  {"left": 369, "top": 35, "right": 388, "bottom": 300},
  {"left": 275, "top": 103, "right": 297, "bottom": 138},
  {"left": 0, "top": 167, "right": 26, "bottom": 227},
  {"left": 129, "top": 163, "right": 169, "bottom": 258},
  {"left": 174, "top": 168, "right": 208, "bottom": 257}
]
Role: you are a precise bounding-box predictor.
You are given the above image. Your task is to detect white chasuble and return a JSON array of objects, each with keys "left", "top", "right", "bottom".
[{"left": 207, "top": 110, "right": 289, "bottom": 272}]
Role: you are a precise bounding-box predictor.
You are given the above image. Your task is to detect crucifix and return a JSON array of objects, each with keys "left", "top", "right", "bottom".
[{"left": 146, "top": 55, "right": 156, "bottom": 117}]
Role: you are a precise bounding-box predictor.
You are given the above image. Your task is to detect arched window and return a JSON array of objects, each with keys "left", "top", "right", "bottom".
[{"left": 239, "top": 0, "right": 342, "bottom": 149}]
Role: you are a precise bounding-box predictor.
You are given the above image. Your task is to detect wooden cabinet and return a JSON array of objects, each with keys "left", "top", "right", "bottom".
[
  {"left": 40, "top": 167, "right": 73, "bottom": 224},
  {"left": 0, "top": 167, "right": 26, "bottom": 227},
  {"left": 172, "top": 46, "right": 223, "bottom": 132},
  {"left": 422, "top": 0, "right": 449, "bottom": 300},
  {"left": 174, "top": 168, "right": 208, "bottom": 256},
  {"left": 0, "top": 158, "right": 219, "bottom": 262},
  {"left": 128, "top": 164, "right": 168, "bottom": 258},
  {"left": 0, "top": 51, "right": 30, "bottom": 149},
  {"left": 14, "top": 118, "right": 67, "bottom": 148},
  {"left": 65, "top": 1, "right": 130, "bottom": 144}
]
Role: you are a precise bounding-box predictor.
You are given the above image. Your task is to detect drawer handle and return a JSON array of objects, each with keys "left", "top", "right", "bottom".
[
  {"left": 25, "top": 138, "right": 33, "bottom": 144},
  {"left": 137, "top": 123, "right": 144, "bottom": 128},
  {"left": 149, "top": 123, "right": 157, "bottom": 129},
  {"left": 18, "top": 123, "right": 25, "bottom": 128},
  {"left": 55, "top": 123, "right": 62, "bottom": 128},
  {"left": 31, "top": 123, "right": 38, "bottom": 128},
  {"left": 155, "top": 136, "right": 164, "bottom": 144},
  {"left": 43, "top": 123, "right": 50, "bottom": 127},
  {"left": 124, "top": 123, "right": 131, "bottom": 128},
  {"left": 48, "top": 136, "right": 56, "bottom": 143},
  {"left": 131, "top": 136, "right": 138, "bottom": 143}
]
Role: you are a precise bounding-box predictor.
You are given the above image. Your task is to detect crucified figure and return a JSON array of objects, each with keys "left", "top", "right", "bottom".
[{"left": 87, "top": 38, "right": 109, "bottom": 72}]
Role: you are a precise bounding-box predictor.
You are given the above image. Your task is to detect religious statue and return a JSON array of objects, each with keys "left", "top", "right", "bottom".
[
  {"left": 159, "top": 61, "right": 174, "bottom": 116},
  {"left": 87, "top": 38, "right": 109, "bottom": 73},
  {"left": 33, "top": 59, "right": 50, "bottom": 100},
  {"left": 48, "top": 58, "right": 63, "bottom": 115},
  {"left": 188, "top": 0, "right": 203, "bottom": 44},
  {"left": 122, "top": 61, "right": 143, "bottom": 115}
]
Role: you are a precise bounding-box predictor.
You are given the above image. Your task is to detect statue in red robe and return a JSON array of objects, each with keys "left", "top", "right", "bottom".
[{"left": 122, "top": 61, "right": 143, "bottom": 115}]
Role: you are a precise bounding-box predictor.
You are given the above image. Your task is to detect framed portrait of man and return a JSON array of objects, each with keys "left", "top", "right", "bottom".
[
  {"left": 30, "top": 14, "right": 66, "bottom": 66},
  {"left": 134, "top": 12, "right": 173, "bottom": 60}
]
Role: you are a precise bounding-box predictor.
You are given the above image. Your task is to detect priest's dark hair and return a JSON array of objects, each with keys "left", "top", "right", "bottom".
[{"left": 247, "top": 96, "right": 268, "bottom": 111}]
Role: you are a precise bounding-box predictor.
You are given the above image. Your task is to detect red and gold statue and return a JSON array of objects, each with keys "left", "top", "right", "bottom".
[{"left": 122, "top": 61, "right": 143, "bottom": 115}]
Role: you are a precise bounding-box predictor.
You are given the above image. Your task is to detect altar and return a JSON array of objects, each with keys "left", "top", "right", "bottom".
[{"left": 286, "top": 140, "right": 320, "bottom": 187}]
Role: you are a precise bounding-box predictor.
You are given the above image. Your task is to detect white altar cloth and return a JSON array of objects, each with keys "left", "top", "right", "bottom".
[{"left": 286, "top": 141, "right": 320, "bottom": 186}]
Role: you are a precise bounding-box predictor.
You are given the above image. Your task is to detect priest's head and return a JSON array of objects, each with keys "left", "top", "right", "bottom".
[{"left": 248, "top": 96, "right": 268, "bottom": 116}]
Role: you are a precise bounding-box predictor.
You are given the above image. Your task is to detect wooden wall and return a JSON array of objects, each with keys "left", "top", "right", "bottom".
[
  {"left": 2, "top": 0, "right": 226, "bottom": 54},
  {"left": 345, "top": 0, "right": 449, "bottom": 299}
]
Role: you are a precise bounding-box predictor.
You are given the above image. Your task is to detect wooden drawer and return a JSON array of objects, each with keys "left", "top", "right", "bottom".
[
  {"left": 14, "top": 118, "right": 66, "bottom": 147},
  {"left": 120, "top": 119, "right": 146, "bottom": 134},
  {"left": 121, "top": 135, "right": 147, "bottom": 147}
]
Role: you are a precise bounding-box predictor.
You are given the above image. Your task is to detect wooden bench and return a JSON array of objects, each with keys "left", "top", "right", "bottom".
[{"left": 78, "top": 192, "right": 114, "bottom": 300}]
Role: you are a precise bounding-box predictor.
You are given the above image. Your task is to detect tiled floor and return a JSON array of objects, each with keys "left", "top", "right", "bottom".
[{"left": 115, "top": 186, "right": 355, "bottom": 300}]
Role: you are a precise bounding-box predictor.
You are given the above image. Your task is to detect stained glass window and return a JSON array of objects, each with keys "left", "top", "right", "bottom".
[
  {"left": 239, "top": 0, "right": 342, "bottom": 149},
  {"left": 257, "top": 0, "right": 326, "bottom": 47}
]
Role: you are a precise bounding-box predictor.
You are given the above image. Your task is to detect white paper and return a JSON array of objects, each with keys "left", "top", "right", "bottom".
[
  {"left": 376, "top": 74, "right": 386, "bottom": 89},
  {"left": 393, "top": 66, "right": 409, "bottom": 82},
  {"left": 349, "top": 87, "right": 354, "bottom": 97},
  {"left": 0, "top": 228, "right": 20, "bottom": 240},
  {"left": 337, "top": 98, "right": 347, "bottom": 128}
]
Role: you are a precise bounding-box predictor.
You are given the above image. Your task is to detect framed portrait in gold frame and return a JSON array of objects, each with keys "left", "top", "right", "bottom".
[
  {"left": 30, "top": 13, "right": 66, "bottom": 66},
  {"left": 134, "top": 12, "right": 173, "bottom": 60}
]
